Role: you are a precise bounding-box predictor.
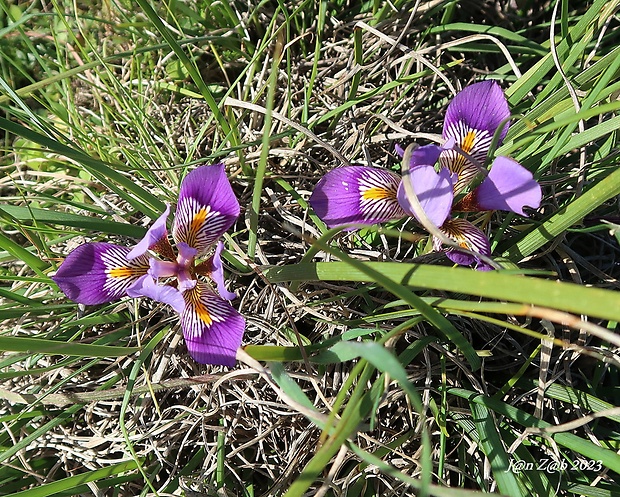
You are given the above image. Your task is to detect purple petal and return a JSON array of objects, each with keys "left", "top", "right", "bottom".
[
  {"left": 473, "top": 157, "right": 542, "bottom": 216},
  {"left": 443, "top": 81, "right": 510, "bottom": 144},
  {"left": 176, "top": 242, "right": 198, "bottom": 266},
  {"left": 126, "top": 274, "right": 186, "bottom": 314},
  {"left": 53, "top": 243, "right": 150, "bottom": 305},
  {"left": 434, "top": 218, "right": 492, "bottom": 269},
  {"left": 441, "top": 81, "right": 511, "bottom": 191},
  {"left": 408, "top": 144, "right": 444, "bottom": 167},
  {"left": 149, "top": 259, "right": 178, "bottom": 279},
  {"left": 127, "top": 204, "right": 170, "bottom": 260},
  {"left": 172, "top": 164, "right": 240, "bottom": 257},
  {"left": 395, "top": 143, "right": 444, "bottom": 168},
  {"left": 209, "top": 241, "right": 237, "bottom": 300},
  {"left": 180, "top": 281, "right": 245, "bottom": 366},
  {"left": 397, "top": 165, "right": 454, "bottom": 227},
  {"left": 309, "top": 166, "right": 406, "bottom": 229}
]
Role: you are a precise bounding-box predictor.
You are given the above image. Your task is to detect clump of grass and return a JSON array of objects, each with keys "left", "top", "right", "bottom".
[{"left": 1, "top": 0, "right": 620, "bottom": 495}]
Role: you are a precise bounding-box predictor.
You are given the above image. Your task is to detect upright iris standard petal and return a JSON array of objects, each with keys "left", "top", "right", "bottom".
[
  {"left": 173, "top": 164, "right": 240, "bottom": 256},
  {"left": 52, "top": 243, "right": 150, "bottom": 305},
  {"left": 127, "top": 204, "right": 170, "bottom": 260},
  {"left": 309, "top": 166, "right": 405, "bottom": 228},
  {"left": 433, "top": 218, "right": 491, "bottom": 269},
  {"left": 440, "top": 81, "right": 511, "bottom": 191},
  {"left": 208, "top": 241, "right": 237, "bottom": 301},
  {"left": 180, "top": 281, "right": 246, "bottom": 367},
  {"left": 396, "top": 143, "right": 445, "bottom": 168},
  {"left": 397, "top": 165, "right": 454, "bottom": 228},
  {"left": 461, "top": 157, "right": 542, "bottom": 216},
  {"left": 126, "top": 275, "right": 186, "bottom": 314}
]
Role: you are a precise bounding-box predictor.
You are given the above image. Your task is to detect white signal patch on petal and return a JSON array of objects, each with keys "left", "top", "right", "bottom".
[
  {"left": 100, "top": 246, "right": 150, "bottom": 296},
  {"left": 440, "top": 122, "right": 493, "bottom": 192},
  {"left": 173, "top": 196, "right": 228, "bottom": 255},
  {"left": 357, "top": 169, "right": 403, "bottom": 222}
]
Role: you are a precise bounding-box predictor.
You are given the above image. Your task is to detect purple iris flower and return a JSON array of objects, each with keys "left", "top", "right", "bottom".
[
  {"left": 309, "top": 81, "right": 542, "bottom": 270},
  {"left": 52, "top": 164, "right": 245, "bottom": 366}
]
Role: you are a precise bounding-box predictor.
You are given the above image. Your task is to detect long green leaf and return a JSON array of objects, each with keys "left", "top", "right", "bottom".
[
  {"left": 449, "top": 388, "right": 620, "bottom": 474},
  {"left": 3, "top": 460, "right": 138, "bottom": 497},
  {"left": 0, "top": 336, "right": 139, "bottom": 357},
  {"left": 0, "top": 118, "right": 163, "bottom": 217},
  {"left": 470, "top": 403, "right": 525, "bottom": 496},
  {"left": 134, "top": 0, "right": 234, "bottom": 144},
  {"left": 0, "top": 205, "right": 147, "bottom": 238},
  {"left": 264, "top": 262, "right": 620, "bottom": 322}
]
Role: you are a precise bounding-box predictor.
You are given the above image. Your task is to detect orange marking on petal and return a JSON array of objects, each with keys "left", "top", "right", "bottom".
[
  {"left": 184, "top": 207, "right": 210, "bottom": 247},
  {"left": 186, "top": 285, "right": 213, "bottom": 326},
  {"left": 362, "top": 187, "right": 394, "bottom": 200},
  {"left": 461, "top": 130, "right": 477, "bottom": 154},
  {"left": 194, "top": 300, "right": 213, "bottom": 326},
  {"left": 108, "top": 267, "right": 141, "bottom": 278}
]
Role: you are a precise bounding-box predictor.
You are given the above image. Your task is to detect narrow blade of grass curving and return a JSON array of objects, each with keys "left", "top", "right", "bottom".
[
  {"left": 349, "top": 442, "right": 495, "bottom": 497},
  {"left": 506, "top": 0, "right": 617, "bottom": 103},
  {"left": 134, "top": 0, "right": 236, "bottom": 148},
  {"left": 247, "top": 31, "right": 282, "bottom": 259},
  {"left": 516, "top": 378, "right": 620, "bottom": 424},
  {"left": 1, "top": 460, "right": 139, "bottom": 497},
  {"left": 264, "top": 262, "right": 620, "bottom": 324},
  {"left": 291, "top": 234, "right": 481, "bottom": 370},
  {"left": 283, "top": 341, "right": 425, "bottom": 497},
  {"left": 118, "top": 326, "right": 170, "bottom": 495},
  {"left": 0, "top": 231, "right": 48, "bottom": 274},
  {"left": 0, "top": 336, "right": 140, "bottom": 357},
  {"left": 0, "top": 205, "right": 147, "bottom": 238},
  {"left": 469, "top": 403, "right": 526, "bottom": 496},
  {"left": 448, "top": 387, "right": 620, "bottom": 474},
  {"left": 0, "top": 118, "right": 163, "bottom": 217}
]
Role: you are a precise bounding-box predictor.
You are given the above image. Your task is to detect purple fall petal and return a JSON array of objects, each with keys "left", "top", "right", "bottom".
[
  {"left": 52, "top": 243, "right": 150, "bottom": 305},
  {"left": 180, "top": 281, "right": 245, "bottom": 366},
  {"left": 473, "top": 157, "right": 542, "bottom": 216},
  {"left": 126, "top": 274, "right": 186, "bottom": 314},
  {"left": 435, "top": 218, "right": 492, "bottom": 269},
  {"left": 309, "top": 166, "right": 406, "bottom": 228},
  {"left": 127, "top": 204, "right": 170, "bottom": 260},
  {"left": 209, "top": 241, "right": 237, "bottom": 300},
  {"left": 397, "top": 165, "right": 454, "bottom": 228},
  {"left": 172, "top": 164, "right": 240, "bottom": 256},
  {"left": 441, "top": 81, "right": 511, "bottom": 191},
  {"left": 443, "top": 81, "right": 510, "bottom": 144}
]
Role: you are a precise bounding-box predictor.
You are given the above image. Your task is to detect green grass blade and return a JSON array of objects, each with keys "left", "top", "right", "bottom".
[
  {"left": 133, "top": 0, "right": 234, "bottom": 146},
  {"left": 470, "top": 403, "right": 525, "bottom": 496},
  {"left": 264, "top": 262, "right": 620, "bottom": 323},
  {"left": 449, "top": 388, "right": 620, "bottom": 474},
  {"left": 2, "top": 460, "right": 139, "bottom": 497},
  {"left": 0, "top": 117, "right": 163, "bottom": 217},
  {"left": 0, "top": 205, "right": 147, "bottom": 238},
  {"left": 0, "top": 336, "right": 140, "bottom": 357}
]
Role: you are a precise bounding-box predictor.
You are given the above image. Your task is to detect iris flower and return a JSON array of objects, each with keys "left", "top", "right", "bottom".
[
  {"left": 309, "top": 81, "right": 542, "bottom": 269},
  {"left": 52, "top": 164, "right": 245, "bottom": 366}
]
